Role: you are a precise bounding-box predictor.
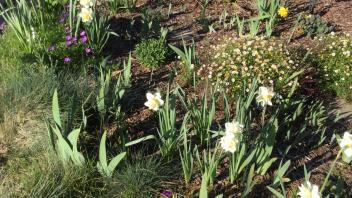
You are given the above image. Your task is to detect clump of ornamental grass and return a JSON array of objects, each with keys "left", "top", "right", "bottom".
[
  {"left": 198, "top": 35, "right": 300, "bottom": 98},
  {"left": 312, "top": 32, "right": 352, "bottom": 101},
  {"left": 107, "top": 153, "right": 175, "bottom": 198},
  {"left": 1, "top": 145, "right": 105, "bottom": 197}
]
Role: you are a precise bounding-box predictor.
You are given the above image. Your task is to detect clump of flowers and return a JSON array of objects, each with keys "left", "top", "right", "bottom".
[
  {"left": 220, "top": 121, "right": 243, "bottom": 153},
  {"left": 297, "top": 181, "right": 321, "bottom": 198},
  {"left": 277, "top": 6, "right": 289, "bottom": 18},
  {"left": 144, "top": 92, "right": 164, "bottom": 111},
  {"left": 313, "top": 32, "right": 352, "bottom": 100},
  {"left": 198, "top": 35, "right": 299, "bottom": 98}
]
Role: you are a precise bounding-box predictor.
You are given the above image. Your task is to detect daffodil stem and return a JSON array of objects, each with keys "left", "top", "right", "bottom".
[
  {"left": 261, "top": 105, "right": 267, "bottom": 127},
  {"left": 320, "top": 150, "right": 341, "bottom": 194}
]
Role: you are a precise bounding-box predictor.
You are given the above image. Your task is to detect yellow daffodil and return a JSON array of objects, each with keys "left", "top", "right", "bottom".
[
  {"left": 338, "top": 131, "right": 352, "bottom": 163},
  {"left": 278, "top": 6, "right": 289, "bottom": 18},
  {"left": 79, "top": 7, "right": 93, "bottom": 23},
  {"left": 256, "top": 86, "right": 275, "bottom": 106},
  {"left": 144, "top": 92, "right": 164, "bottom": 111},
  {"left": 297, "top": 181, "right": 321, "bottom": 198}
]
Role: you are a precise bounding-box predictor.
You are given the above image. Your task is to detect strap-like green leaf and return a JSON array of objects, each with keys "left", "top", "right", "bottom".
[
  {"left": 199, "top": 172, "right": 208, "bottom": 198},
  {"left": 125, "top": 135, "right": 156, "bottom": 147},
  {"left": 52, "top": 89, "right": 62, "bottom": 128},
  {"left": 267, "top": 186, "right": 286, "bottom": 198},
  {"left": 108, "top": 152, "right": 126, "bottom": 174},
  {"left": 98, "top": 131, "right": 108, "bottom": 170}
]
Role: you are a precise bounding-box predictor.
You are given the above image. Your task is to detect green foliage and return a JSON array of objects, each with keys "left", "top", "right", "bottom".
[
  {"left": 312, "top": 33, "right": 352, "bottom": 100},
  {"left": 84, "top": 14, "right": 117, "bottom": 55},
  {"left": 95, "top": 57, "right": 129, "bottom": 127},
  {"left": 195, "top": 144, "right": 221, "bottom": 186},
  {"left": 0, "top": 123, "right": 104, "bottom": 198},
  {"left": 109, "top": 0, "right": 138, "bottom": 12},
  {"left": 158, "top": 87, "right": 190, "bottom": 157},
  {"left": 169, "top": 39, "right": 198, "bottom": 81},
  {"left": 242, "top": 164, "right": 256, "bottom": 197},
  {"left": 298, "top": 14, "right": 334, "bottom": 38},
  {"left": 68, "top": 0, "right": 80, "bottom": 37},
  {"left": 97, "top": 131, "right": 126, "bottom": 177},
  {"left": 266, "top": 160, "right": 291, "bottom": 197},
  {"left": 199, "top": 172, "right": 209, "bottom": 198},
  {"left": 200, "top": 36, "right": 300, "bottom": 99},
  {"left": 277, "top": 98, "right": 333, "bottom": 155},
  {"left": 109, "top": 155, "right": 172, "bottom": 198},
  {"left": 0, "top": 0, "right": 47, "bottom": 52},
  {"left": 135, "top": 38, "right": 169, "bottom": 69},
  {"left": 179, "top": 124, "right": 194, "bottom": 185},
  {"left": 177, "top": 85, "right": 216, "bottom": 146},
  {"left": 46, "top": 89, "right": 85, "bottom": 166},
  {"left": 229, "top": 144, "right": 255, "bottom": 183},
  {"left": 197, "top": 0, "right": 211, "bottom": 21}
]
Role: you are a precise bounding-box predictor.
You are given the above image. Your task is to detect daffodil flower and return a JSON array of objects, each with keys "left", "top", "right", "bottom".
[
  {"left": 297, "top": 181, "right": 321, "bottom": 198},
  {"left": 220, "top": 133, "right": 239, "bottom": 153},
  {"left": 256, "top": 86, "right": 275, "bottom": 106},
  {"left": 79, "top": 0, "right": 94, "bottom": 8},
  {"left": 144, "top": 92, "right": 164, "bottom": 111},
  {"left": 338, "top": 131, "right": 352, "bottom": 163},
  {"left": 225, "top": 121, "right": 243, "bottom": 135},
  {"left": 79, "top": 7, "right": 93, "bottom": 23}
]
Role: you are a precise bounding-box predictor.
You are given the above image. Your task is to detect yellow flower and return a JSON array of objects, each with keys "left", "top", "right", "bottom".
[
  {"left": 79, "top": 7, "right": 93, "bottom": 23},
  {"left": 278, "top": 6, "right": 289, "bottom": 18}
]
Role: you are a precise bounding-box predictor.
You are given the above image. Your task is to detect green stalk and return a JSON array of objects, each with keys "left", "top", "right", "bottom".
[
  {"left": 320, "top": 150, "right": 342, "bottom": 193},
  {"left": 261, "top": 105, "right": 267, "bottom": 127}
]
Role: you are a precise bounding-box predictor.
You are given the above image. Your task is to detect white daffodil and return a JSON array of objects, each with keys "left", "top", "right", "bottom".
[
  {"left": 144, "top": 92, "right": 164, "bottom": 111},
  {"left": 79, "top": 0, "right": 94, "bottom": 7},
  {"left": 79, "top": 7, "right": 93, "bottom": 23},
  {"left": 225, "top": 121, "right": 243, "bottom": 135},
  {"left": 220, "top": 133, "right": 239, "bottom": 153},
  {"left": 338, "top": 132, "right": 352, "bottom": 163},
  {"left": 256, "top": 86, "right": 275, "bottom": 106},
  {"left": 297, "top": 181, "right": 320, "bottom": 198}
]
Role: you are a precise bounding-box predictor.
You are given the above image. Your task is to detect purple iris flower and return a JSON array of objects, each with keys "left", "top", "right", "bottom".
[
  {"left": 85, "top": 48, "right": 92, "bottom": 55},
  {"left": 66, "top": 40, "right": 72, "bottom": 46},
  {"left": 48, "top": 45, "right": 55, "bottom": 52},
  {"left": 80, "top": 36, "right": 88, "bottom": 44},
  {"left": 80, "top": 31, "right": 86, "bottom": 37},
  {"left": 66, "top": 35, "right": 72, "bottom": 41},
  {"left": 161, "top": 190, "right": 172, "bottom": 197},
  {"left": 72, "top": 37, "right": 77, "bottom": 43},
  {"left": 64, "top": 57, "right": 71, "bottom": 63}
]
